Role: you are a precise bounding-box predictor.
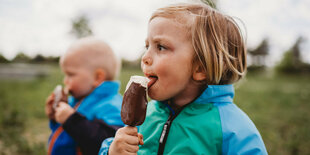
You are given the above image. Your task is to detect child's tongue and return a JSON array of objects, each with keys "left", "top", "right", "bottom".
[{"left": 147, "top": 77, "right": 158, "bottom": 88}]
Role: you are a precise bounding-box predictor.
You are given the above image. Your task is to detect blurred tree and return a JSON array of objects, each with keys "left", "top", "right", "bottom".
[
  {"left": 248, "top": 38, "right": 269, "bottom": 67},
  {"left": 201, "top": 0, "right": 217, "bottom": 8},
  {"left": 122, "top": 58, "right": 141, "bottom": 69},
  {"left": 0, "top": 53, "right": 9, "bottom": 63},
  {"left": 12, "top": 52, "right": 31, "bottom": 63},
  {"left": 70, "top": 15, "right": 93, "bottom": 38},
  {"left": 291, "top": 36, "right": 303, "bottom": 66},
  {"left": 45, "top": 56, "right": 60, "bottom": 63},
  {"left": 276, "top": 36, "right": 310, "bottom": 73},
  {"left": 28, "top": 54, "right": 59, "bottom": 64},
  {"left": 31, "top": 54, "right": 46, "bottom": 63}
]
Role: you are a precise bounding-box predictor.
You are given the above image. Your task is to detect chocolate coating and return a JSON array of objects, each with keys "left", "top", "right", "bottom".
[{"left": 121, "top": 82, "right": 147, "bottom": 126}]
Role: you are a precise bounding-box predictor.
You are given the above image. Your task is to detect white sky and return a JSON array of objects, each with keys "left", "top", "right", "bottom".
[{"left": 0, "top": 0, "right": 309, "bottom": 65}]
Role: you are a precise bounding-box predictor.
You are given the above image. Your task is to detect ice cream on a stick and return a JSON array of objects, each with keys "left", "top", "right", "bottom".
[
  {"left": 53, "top": 85, "right": 68, "bottom": 109},
  {"left": 121, "top": 76, "right": 150, "bottom": 126}
]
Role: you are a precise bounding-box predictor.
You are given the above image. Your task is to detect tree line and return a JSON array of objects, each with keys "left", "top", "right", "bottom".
[
  {"left": 1, "top": 36, "right": 309, "bottom": 74},
  {"left": 248, "top": 36, "right": 310, "bottom": 73}
]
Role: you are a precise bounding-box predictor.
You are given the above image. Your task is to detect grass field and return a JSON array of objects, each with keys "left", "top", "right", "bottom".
[{"left": 0, "top": 64, "right": 309, "bottom": 154}]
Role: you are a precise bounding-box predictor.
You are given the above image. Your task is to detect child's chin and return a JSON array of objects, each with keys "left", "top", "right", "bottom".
[
  {"left": 72, "top": 93, "right": 82, "bottom": 99},
  {"left": 147, "top": 91, "right": 156, "bottom": 100},
  {"left": 148, "top": 92, "right": 166, "bottom": 102}
]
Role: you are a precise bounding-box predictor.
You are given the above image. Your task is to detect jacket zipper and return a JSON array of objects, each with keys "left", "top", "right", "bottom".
[
  {"left": 157, "top": 109, "right": 182, "bottom": 155},
  {"left": 157, "top": 86, "right": 208, "bottom": 155}
]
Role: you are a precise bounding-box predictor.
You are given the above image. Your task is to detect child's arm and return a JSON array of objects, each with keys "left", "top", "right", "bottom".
[
  {"left": 108, "top": 126, "right": 143, "bottom": 155},
  {"left": 54, "top": 102, "right": 129, "bottom": 155},
  {"left": 62, "top": 112, "right": 122, "bottom": 155}
]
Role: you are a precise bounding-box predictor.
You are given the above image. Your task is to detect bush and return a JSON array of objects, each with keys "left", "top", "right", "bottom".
[
  {"left": 276, "top": 50, "right": 310, "bottom": 73},
  {"left": 0, "top": 53, "right": 9, "bottom": 63}
]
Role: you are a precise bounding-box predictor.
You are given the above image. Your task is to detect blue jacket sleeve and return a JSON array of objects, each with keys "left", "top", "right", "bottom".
[
  {"left": 216, "top": 103, "right": 268, "bottom": 155},
  {"left": 98, "top": 137, "right": 114, "bottom": 155},
  {"left": 223, "top": 129, "right": 268, "bottom": 154},
  {"left": 49, "top": 120, "right": 60, "bottom": 131},
  {"left": 63, "top": 112, "right": 121, "bottom": 155}
]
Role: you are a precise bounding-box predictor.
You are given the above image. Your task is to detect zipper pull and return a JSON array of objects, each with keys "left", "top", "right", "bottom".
[{"left": 159, "top": 120, "right": 170, "bottom": 143}]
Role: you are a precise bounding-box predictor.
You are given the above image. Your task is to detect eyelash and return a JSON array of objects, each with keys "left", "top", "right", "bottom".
[
  {"left": 157, "top": 44, "right": 166, "bottom": 51},
  {"left": 145, "top": 43, "right": 167, "bottom": 51}
]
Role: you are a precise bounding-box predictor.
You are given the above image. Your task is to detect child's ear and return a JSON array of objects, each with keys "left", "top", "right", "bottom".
[
  {"left": 192, "top": 64, "right": 207, "bottom": 81},
  {"left": 93, "top": 69, "right": 106, "bottom": 87}
]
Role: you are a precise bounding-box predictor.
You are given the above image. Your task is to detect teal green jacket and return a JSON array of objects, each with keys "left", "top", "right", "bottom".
[{"left": 99, "top": 85, "right": 267, "bottom": 155}]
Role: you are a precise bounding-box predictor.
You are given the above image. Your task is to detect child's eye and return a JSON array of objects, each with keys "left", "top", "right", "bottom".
[
  {"left": 145, "top": 44, "right": 149, "bottom": 50},
  {"left": 67, "top": 72, "right": 75, "bottom": 77},
  {"left": 157, "top": 44, "right": 166, "bottom": 51}
]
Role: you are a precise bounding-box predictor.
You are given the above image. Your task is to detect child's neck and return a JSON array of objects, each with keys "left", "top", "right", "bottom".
[
  {"left": 75, "top": 96, "right": 85, "bottom": 102},
  {"left": 168, "top": 82, "right": 207, "bottom": 111},
  {"left": 74, "top": 89, "right": 94, "bottom": 101}
]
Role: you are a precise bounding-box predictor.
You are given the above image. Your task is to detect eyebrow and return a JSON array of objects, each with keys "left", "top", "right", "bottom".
[
  {"left": 145, "top": 36, "right": 175, "bottom": 51},
  {"left": 145, "top": 36, "right": 173, "bottom": 45},
  {"left": 153, "top": 36, "right": 170, "bottom": 43}
]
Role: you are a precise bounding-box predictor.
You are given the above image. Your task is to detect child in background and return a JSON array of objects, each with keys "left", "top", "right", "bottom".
[
  {"left": 100, "top": 3, "right": 267, "bottom": 155},
  {"left": 45, "top": 37, "right": 124, "bottom": 155}
]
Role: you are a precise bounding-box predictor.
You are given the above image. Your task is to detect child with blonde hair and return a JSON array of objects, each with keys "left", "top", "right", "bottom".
[
  {"left": 100, "top": 3, "right": 267, "bottom": 155},
  {"left": 45, "top": 37, "right": 124, "bottom": 155}
]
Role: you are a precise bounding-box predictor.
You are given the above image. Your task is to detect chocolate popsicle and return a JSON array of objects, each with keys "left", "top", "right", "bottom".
[
  {"left": 52, "top": 85, "right": 68, "bottom": 109},
  {"left": 121, "top": 76, "right": 150, "bottom": 126}
]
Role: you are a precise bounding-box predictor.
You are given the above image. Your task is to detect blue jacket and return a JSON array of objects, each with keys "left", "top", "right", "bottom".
[
  {"left": 48, "top": 81, "right": 124, "bottom": 155},
  {"left": 99, "top": 85, "right": 267, "bottom": 155}
]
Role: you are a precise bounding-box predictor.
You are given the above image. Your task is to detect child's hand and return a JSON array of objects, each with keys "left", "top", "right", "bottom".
[
  {"left": 54, "top": 102, "right": 75, "bottom": 124},
  {"left": 109, "top": 126, "right": 144, "bottom": 155},
  {"left": 45, "top": 93, "right": 56, "bottom": 120}
]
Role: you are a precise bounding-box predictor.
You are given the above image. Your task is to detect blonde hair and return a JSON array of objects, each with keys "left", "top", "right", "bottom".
[
  {"left": 63, "top": 37, "right": 120, "bottom": 80},
  {"left": 150, "top": 3, "right": 246, "bottom": 84}
]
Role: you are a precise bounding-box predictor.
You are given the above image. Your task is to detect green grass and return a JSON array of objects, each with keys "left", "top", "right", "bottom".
[
  {"left": 0, "top": 65, "right": 309, "bottom": 154},
  {"left": 234, "top": 72, "right": 310, "bottom": 155}
]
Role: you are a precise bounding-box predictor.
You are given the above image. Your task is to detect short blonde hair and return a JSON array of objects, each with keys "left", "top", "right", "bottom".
[
  {"left": 150, "top": 3, "right": 246, "bottom": 84},
  {"left": 63, "top": 37, "right": 120, "bottom": 80}
]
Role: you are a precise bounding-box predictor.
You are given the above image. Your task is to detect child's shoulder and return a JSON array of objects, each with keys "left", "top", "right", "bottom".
[
  {"left": 85, "top": 81, "right": 122, "bottom": 103},
  {"left": 214, "top": 103, "right": 257, "bottom": 130},
  {"left": 214, "top": 102, "right": 267, "bottom": 154}
]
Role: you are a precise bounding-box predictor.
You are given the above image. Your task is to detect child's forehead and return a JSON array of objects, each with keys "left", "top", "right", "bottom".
[
  {"left": 60, "top": 56, "right": 94, "bottom": 75},
  {"left": 61, "top": 50, "right": 86, "bottom": 67},
  {"left": 60, "top": 55, "right": 77, "bottom": 69},
  {"left": 63, "top": 49, "right": 81, "bottom": 61},
  {"left": 153, "top": 12, "right": 193, "bottom": 25},
  {"left": 150, "top": 14, "right": 194, "bottom": 38},
  {"left": 148, "top": 16, "right": 192, "bottom": 42},
  {"left": 62, "top": 43, "right": 110, "bottom": 68},
  {"left": 65, "top": 43, "right": 98, "bottom": 59}
]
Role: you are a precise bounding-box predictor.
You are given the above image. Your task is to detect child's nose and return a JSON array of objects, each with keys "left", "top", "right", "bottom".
[
  {"left": 63, "top": 76, "right": 69, "bottom": 85},
  {"left": 142, "top": 52, "right": 152, "bottom": 66}
]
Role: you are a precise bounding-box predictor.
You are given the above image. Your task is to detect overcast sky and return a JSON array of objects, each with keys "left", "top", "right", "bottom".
[{"left": 0, "top": 0, "right": 309, "bottom": 65}]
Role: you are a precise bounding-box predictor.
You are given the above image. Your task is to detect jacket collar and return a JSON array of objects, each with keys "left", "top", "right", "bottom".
[
  {"left": 70, "top": 81, "right": 120, "bottom": 104},
  {"left": 91, "top": 81, "right": 120, "bottom": 97},
  {"left": 193, "top": 84, "right": 234, "bottom": 104},
  {"left": 160, "top": 84, "right": 234, "bottom": 115}
]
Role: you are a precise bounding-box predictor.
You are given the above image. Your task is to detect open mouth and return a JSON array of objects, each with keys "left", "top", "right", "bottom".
[{"left": 146, "top": 75, "right": 158, "bottom": 88}]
